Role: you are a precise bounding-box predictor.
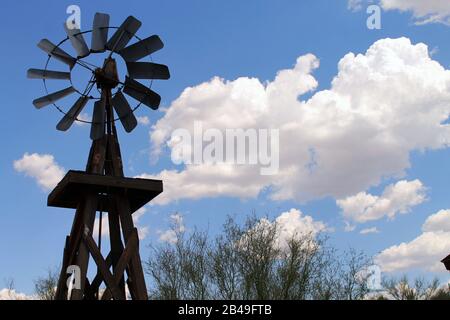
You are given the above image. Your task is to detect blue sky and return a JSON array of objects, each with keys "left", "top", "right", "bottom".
[{"left": 1, "top": 0, "right": 450, "bottom": 295}]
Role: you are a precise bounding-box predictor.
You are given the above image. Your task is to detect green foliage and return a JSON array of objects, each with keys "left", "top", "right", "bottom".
[
  {"left": 145, "top": 214, "right": 372, "bottom": 300},
  {"left": 381, "top": 276, "right": 446, "bottom": 300},
  {"left": 33, "top": 268, "right": 58, "bottom": 300}
]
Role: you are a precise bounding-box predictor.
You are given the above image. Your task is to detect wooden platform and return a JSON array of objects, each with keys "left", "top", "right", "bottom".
[
  {"left": 442, "top": 254, "right": 450, "bottom": 271},
  {"left": 48, "top": 170, "right": 162, "bottom": 214}
]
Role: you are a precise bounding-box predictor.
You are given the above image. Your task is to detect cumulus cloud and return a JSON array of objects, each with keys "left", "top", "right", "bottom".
[
  {"left": 145, "top": 38, "right": 450, "bottom": 205},
  {"left": 422, "top": 209, "right": 450, "bottom": 232},
  {"left": 270, "top": 208, "right": 327, "bottom": 251},
  {"left": 158, "top": 213, "right": 185, "bottom": 244},
  {"left": 344, "top": 221, "right": 357, "bottom": 232},
  {"left": 74, "top": 112, "right": 91, "bottom": 126},
  {"left": 137, "top": 116, "right": 150, "bottom": 126},
  {"left": 347, "top": 0, "right": 364, "bottom": 12},
  {"left": 0, "top": 288, "right": 33, "bottom": 300},
  {"left": 348, "top": 1, "right": 450, "bottom": 25},
  {"left": 380, "top": 0, "right": 450, "bottom": 25},
  {"left": 13, "top": 153, "right": 65, "bottom": 191},
  {"left": 360, "top": 227, "right": 379, "bottom": 234},
  {"left": 376, "top": 209, "right": 450, "bottom": 272},
  {"left": 239, "top": 208, "right": 327, "bottom": 253},
  {"left": 157, "top": 209, "right": 325, "bottom": 249},
  {"left": 337, "top": 180, "right": 427, "bottom": 223}
]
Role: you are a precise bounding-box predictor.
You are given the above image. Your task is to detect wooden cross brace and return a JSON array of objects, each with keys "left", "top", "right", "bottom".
[{"left": 82, "top": 225, "right": 139, "bottom": 300}]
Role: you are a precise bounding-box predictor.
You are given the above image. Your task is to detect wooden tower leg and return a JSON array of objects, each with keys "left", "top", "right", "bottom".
[
  {"left": 70, "top": 194, "right": 98, "bottom": 300},
  {"left": 54, "top": 85, "right": 149, "bottom": 300},
  {"left": 55, "top": 136, "right": 107, "bottom": 300},
  {"left": 107, "top": 206, "right": 126, "bottom": 298}
]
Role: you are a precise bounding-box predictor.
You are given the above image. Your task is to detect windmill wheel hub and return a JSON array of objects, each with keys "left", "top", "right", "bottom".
[{"left": 95, "top": 58, "right": 120, "bottom": 89}]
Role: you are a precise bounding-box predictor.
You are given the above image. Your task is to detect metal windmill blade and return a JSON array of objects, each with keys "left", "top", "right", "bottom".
[
  {"left": 90, "top": 98, "right": 106, "bottom": 140},
  {"left": 27, "top": 68, "right": 71, "bottom": 80},
  {"left": 29, "top": 12, "right": 170, "bottom": 140},
  {"left": 112, "top": 91, "right": 138, "bottom": 133},
  {"left": 37, "top": 39, "right": 77, "bottom": 69},
  {"left": 56, "top": 96, "right": 89, "bottom": 131},
  {"left": 32, "top": 86, "right": 76, "bottom": 109},
  {"left": 91, "top": 13, "right": 110, "bottom": 53},
  {"left": 106, "top": 16, "right": 141, "bottom": 52},
  {"left": 119, "top": 35, "right": 164, "bottom": 62},
  {"left": 123, "top": 76, "right": 161, "bottom": 110},
  {"left": 126, "top": 62, "right": 170, "bottom": 80},
  {"left": 64, "top": 24, "right": 90, "bottom": 58}
]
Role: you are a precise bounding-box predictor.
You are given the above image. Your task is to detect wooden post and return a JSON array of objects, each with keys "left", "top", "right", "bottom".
[{"left": 53, "top": 75, "right": 150, "bottom": 299}]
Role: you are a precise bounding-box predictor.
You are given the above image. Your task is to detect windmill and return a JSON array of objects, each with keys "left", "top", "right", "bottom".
[{"left": 27, "top": 12, "right": 170, "bottom": 300}]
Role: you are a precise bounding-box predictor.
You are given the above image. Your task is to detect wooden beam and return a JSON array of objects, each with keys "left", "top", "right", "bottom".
[
  {"left": 86, "top": 135, "right": 107, "bottom": 174},
  {"left": 55, "top": 236, "right": 70, "bottom": 300},
  {"left": 84, "top": 278, "right": 96, "bottom": 300},
  {"left": 83, "top": 227, "right": 125, "bottom": 300},
  {"left": 101, "top": 228, "right": 139, "bottom": 300},
  {"left": 90, "top": 253, "right": 112, "bottom": 295},
  {"left": 107, "top": 205, "right": 126, "bottom": 297},
  {"left": 70, "top": 194, "right": 98, "bottom": 300},
  {"left": 116, "top": 195, "right": 148, "bottom": 300}
]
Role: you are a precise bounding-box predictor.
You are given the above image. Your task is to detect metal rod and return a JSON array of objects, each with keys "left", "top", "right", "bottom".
[
  {"left": 106, "top": 89, "right": 113, "bottom": 136},
  {"left": 98, "top": 210, "right": 103, "bottom": 251}
]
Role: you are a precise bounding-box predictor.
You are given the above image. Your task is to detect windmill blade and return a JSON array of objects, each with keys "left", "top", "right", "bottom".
[
  {"left": 126, "top": 62, "right": 170, "bottom": 80},
  {"left": 90, "top": 98, "right": 106, "bottom": 140},
  {"left": 123, "top": 77, "right": 161, "bottom": 110},
  {"left": 119, "top": 35, "right": 164, "bottom": 62},
  {"left": 27, "top": 68, "right": 71, "bottom": 80},
  {"left": 64, "top": 24, "right": 90, "bottom": 58},
  {"left": 112, "top": 91, "right": 138, "bottom": 133},
  {"left": 37, "top": 39, "right": 76, "bottom": 69},
  {"left": 91, "top": 12, "right": 110, "bottom": 53},
  {"left": 32, "top": 86, "right": 76, "bottom": 109},
  {"left": 106, "top": 16, "right": 141, "bottom": 52},
  {"left": 56, "top": 96, "right": 89, "bottom": 131}
]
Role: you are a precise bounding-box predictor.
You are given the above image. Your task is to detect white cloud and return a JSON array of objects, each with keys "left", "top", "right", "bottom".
[
  {"left": 157, "top": 209, "right": 326, "bottom": 248},
  {"left": 422, "top": 209, "right": 450, "bottom": 232},
  {"left": 376, "top": 209, "right": 450, "bottom": 272},
  {"left": 158, "top": 213, "right": 185, "bottom": 244},
  {"left": 239, "top": 208, "right": 327, "bottom": 253},
  {"left": 137, "top": 165, "right": 267, "bottom": 205},
  {"left": 0, "top": 288, "right": 34, "bottom": 300},
  {"left": 360, "top": 227, "right": 379, "bottom": 234},
  {"left": 93, "top": 213, "right": 109, "bottom": 239},
  {"left": 381, "top": 0, "right": 450, "bottom": 25},
  {"left": 348, "top": 0, "right": 450, "bottom": 25},
  {"left": 13, "top": 153, "right": 65, "bottom": 191},
  {"left": 337, "top": 180, "right": 427, "bottom": 223},
  {"left": 74, "top": 112, "right": 91, "bottom": 126},
  {"left": 344, "top": 221, "right": 356, "bottom": 232},
  {"left": 145, "top": 37, "right": 450, "bottom": 205},
  {"left": 134, "top": 207, "right": 150, "bottom": 239},
  {"left": 158, "top": 229, "right": 177, "bottom": 244},
  {"left": 347, "top": 0, "right": 364, "bottom": 11},
  {"left": 137, "top": 116, "right": 150, "bottom": 126},
  {"left": 271, "top": 208, "right": 327, "bottom": 251}
]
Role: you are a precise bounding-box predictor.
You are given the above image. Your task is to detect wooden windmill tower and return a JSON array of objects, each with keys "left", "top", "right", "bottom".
[{"left": 27, "top": 13, "right": 170, "bottom": 300}]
